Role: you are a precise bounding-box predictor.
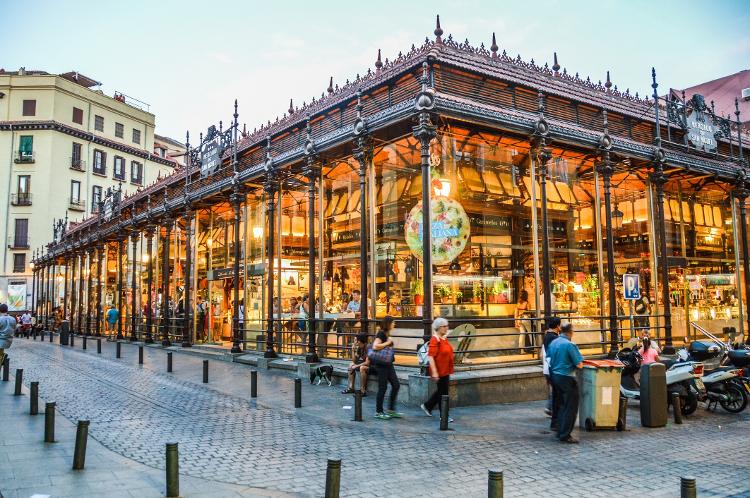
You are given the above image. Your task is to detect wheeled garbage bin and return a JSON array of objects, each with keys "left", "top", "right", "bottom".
[{"left": 578, "top": 359, "right": 624, "bottom": 431}]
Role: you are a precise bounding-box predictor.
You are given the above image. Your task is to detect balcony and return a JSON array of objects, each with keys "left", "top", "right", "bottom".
[
  {"left": 14, "top": 151, "right": 35, "bottom": 164},
  {"left": 69, "top": 197, "right": 86, "bottom": 212},
  {"left": 70, "top": 157, "right": 86, "bottom": 171},
  {"left": 10, "top": 193, "right": 32, "bottom": 206},
  {"left": 8, "top": 236, "right": 29, "bottom": 249}
]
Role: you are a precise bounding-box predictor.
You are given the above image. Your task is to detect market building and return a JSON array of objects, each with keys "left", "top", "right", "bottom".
[
  {"left": 0, "top": 68, "right": 177, "bottom": 311},
  {"left": 33, "top": 19, "right": 749, "bottom": 374}
]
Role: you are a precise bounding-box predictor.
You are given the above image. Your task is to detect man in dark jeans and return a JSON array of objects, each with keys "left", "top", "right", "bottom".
[
  {"left": 543, "top": 317, "right": 562, "bottom": 423},
  {"left": 547, "top": 323, "right": 584, "bottom": 443}
]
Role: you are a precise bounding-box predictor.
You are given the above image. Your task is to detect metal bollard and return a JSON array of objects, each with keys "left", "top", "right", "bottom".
[
  {"left": 30, "top": 381, "right": 39, "bottom": 415},
  {"left": 44, "top": 402, "right": 56, "bottom": 443},
  {"left": 50, "top": 330, "right": 53, "bottom": 342},
  {"left": 14, "top": 368, "right": 23, "bottom": 395},
  {"left": 139, "top": 345, "right": 144, "bottom": 364},
  {"left": 353, "top": 392, "right": 363, "bottom": 422},
  {"left": 72, "top": 420, "right": 89, "bottom": 470},
  {"left": 40, "top": 330, "right": 44, "bottom": 342},
  {"left": 165, "top": 442, "right": 180, "bottom": 498},
  {"left": 617, "top": 396, "right": 627, "bottom": 431},
  {"left": 671, "top": 392, "right": 683, "bottom": 425},
  {"left": 250, "top": 370, "right": 258, "bottom": 398},
  {"left": 294, "top": 378, "right": 302, "bottom": 408},
  {"left": 33, "top": 329, "right": 37, "bottom": 340},
  {"left": 324, "top": 458, "right": 341, "bottom": 498},
  {"left": 680, "top": 476, "right": 696, "bottom": 498},
  {"left": 97, "top": 338, "right": 102, "bottom": 354},
  {"left": 488, "top": 469, "right": 504, "bottom": 498},
  {"left": 167, "top": 352, "right": 173, "bottom": 372},
  {"left": 439, "top": 395, "right": 449, "bottom": 431},
  {"left": 116, "top": 341, "right": 121, "bottom": 359},
  {"left": 2, "top": 356, "right": 8, "bottom": 381},
  {"left": 70, "top": 333, "right": 74, "bottom": 347},
  {"left": 82, "top": 335, "right": 87, "bottom": 350},
  {"left": 202, "top": 360, "right": 208, "bottom": 383}
]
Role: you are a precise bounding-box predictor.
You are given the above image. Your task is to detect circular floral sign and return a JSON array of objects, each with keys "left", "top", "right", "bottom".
[{"left": 405, "top": 196, "right": 470, "bottom": 265}]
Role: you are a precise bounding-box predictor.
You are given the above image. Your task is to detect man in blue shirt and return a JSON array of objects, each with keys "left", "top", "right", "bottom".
[
  {"left": 547, "top": 323, "right": 584, "bottom": 443},
  {"left": 346, "top": 290, "right": 361, "bottom": 314}
]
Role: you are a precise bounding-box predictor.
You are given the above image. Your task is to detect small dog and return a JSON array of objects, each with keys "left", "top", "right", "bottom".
[{"left": 310, "top": 365, "right": 334, "bottom": 386}]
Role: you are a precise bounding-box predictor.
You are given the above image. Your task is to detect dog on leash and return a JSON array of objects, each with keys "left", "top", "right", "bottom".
[{"left": 310, "top": 365, "right": 334, "bottom": 386}]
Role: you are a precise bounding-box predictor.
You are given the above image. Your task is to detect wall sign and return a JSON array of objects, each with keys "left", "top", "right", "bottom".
[
  {"left": 686, "top": 110, "right": 717, "bottom": 152},
  {"left": 200, "top": 138, "right": 222, "bottom": 177},
  {"left": 404, "top": 196, "right": 470, "bottom": 265},
  {"left": 7, "top": 283, "right": 26, "bottom": 311}
]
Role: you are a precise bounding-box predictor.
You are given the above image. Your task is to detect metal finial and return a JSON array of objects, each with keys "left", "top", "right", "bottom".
[
  {"left": 603, "top": 109, "right": 609, "bottom": 131},
  {"left": 375, "top": 49, "right": 383, "bottom": 71},
  {"left": 552, "top": 52, "right": 560, "bottom": 73},
  {"left": 288, "top": 99, "right": 294, "bottom": 115},
  {"left": 327, "top": 76, "right": 334, "bottom": 94},
  {"left": 434, "top": 14, "right": 443, "bottom": 43},
  {"left": 355, "top": 90, "right": 363, "bottom": 119},
  {"left": 605, "top": 70, "right": 612, "bottom": 90},
  {"left": 651, "top": 67, "right": 658, "bottom": 94},
  {"left": 421, "top": 61, "right": 429, "bottom": 92},
  {"left": 185, "top": 130, "right": 190, "bottom": 149},
  {"left": 490, "top": 33, "right": 498, "bottom": 57},
  {"left": 736, "top": 97, "right": 741, "bottom": 117},
  {"left": 233, "top": 99, "right": 238, "bottom": 120},
  {"left": 537, "top": 91, "right": 545, "bottom": 114}
]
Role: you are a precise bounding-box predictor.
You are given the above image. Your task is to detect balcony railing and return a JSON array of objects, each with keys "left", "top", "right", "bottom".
[
  {"left": 8, "top": 236, "right": 29, "bottom": 249},
  {"left": 14, "top": 151, "right": 35, "bottom": 163},
  {"left": 69, "top": 198, "right": 86, "bottom": 211},
  {"left": 71, "top": 157, "right": 86, "bottom": 171},
  {"left": 10, "top": 193, "right": 32, "bottom": 206}
]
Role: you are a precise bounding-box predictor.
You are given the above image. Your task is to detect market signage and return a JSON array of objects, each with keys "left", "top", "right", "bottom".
[
  {"left": 201, "top": 139, "right": 222, "bottom": 177},
  {"left": 404, "top": 196, "right": 470, "bottom": 265},
  {"left": 7, "top": 283, "right": 26, "bottom": 311},
  {"left": 686, "top": 108, "right": 717, "bottom": 152}
]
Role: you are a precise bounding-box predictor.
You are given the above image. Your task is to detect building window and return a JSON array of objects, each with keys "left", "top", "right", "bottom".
[
  {"left": 72, "top": 107, "right": 83, "bottom": 125},
  {"left": 131, "top": 161, "right": 143, "bottom": 185},
  {"left": 115, "top": 122, "right": 124, "bottom": 138},
  {"left": 22, "top": 100, "right": 36, "bottom": 116},
  {"left": 13, "top": 175, "right": 31, "bottom": 206},
  {"left": 17, "top": 135, "right": 33, "bottom": 161},
  {"left": 17, "top": 175, "right": 30, "bottom": 194},
  {"left": 14, "top": 219, "right": 29, "bottom": 248},
  {"left": 92, "top": 185, "right": 102, "bottom": 213},
  {"left": 71, "top": 180, "right": 81, "bottom": 202},
  {"left": 13, "top": 254, "right": 26, "bottom": 273},
  {"left": 114, "top": 156, "right": 125, "bottom": 180},
  {"left": 94, "top": 115, "right": 104, "bottom": 132},
  {"left": 93, "top": 149, "right": 106, "bottom": 175},
  {"left": 71, "top": 142, "right": 83, "bottom": 170},
  {"left": 132, "top": 128, "right": 141, "bottom": 144}
]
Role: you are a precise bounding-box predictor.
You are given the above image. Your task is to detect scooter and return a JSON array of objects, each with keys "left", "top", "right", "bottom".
[
  {"left": 617, "top": 348, "right": 703, "bottom": 416},
  {"left": 678, "top": 341, "right": 747, "bottom": 413}
]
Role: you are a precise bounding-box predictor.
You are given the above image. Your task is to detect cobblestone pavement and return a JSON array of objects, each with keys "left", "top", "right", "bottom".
[{"left": 3, "top": 338, "right": 750, "bottom": 497}]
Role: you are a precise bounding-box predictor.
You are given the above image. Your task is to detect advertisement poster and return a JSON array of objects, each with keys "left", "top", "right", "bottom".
[{"left": 7, "top": 283, "right": 26, "bottom": 311}]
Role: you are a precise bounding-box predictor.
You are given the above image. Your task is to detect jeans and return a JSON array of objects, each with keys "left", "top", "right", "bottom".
[
  {"left": 424, "top": 375, "right": 450, "bottom": 413},
  {"left": 550, "top": 374, "right": 579, "bottom": 440},
  {"left": 374, "top": 361, "right": 400, "bottom": 413}
]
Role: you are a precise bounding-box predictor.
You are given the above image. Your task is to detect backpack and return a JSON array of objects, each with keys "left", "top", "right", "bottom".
[{"left": 417, "top": 339, "right": 431, "bottom": 366}]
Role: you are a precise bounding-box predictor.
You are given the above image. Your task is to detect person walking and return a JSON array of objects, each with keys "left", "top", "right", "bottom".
[
  {"left": 420, "top": 317, "right": 455, "bottom": 420},
  {"left": 547, "top": 323, "right": 584, "bottom": 444},
  {"left": 0, "top": 304, "right": 16, "bottom": 367},
  {"left": 106, "top": 304, "right": 119, "bottom": 338},
  {"left": 542, "top": 316, "right": 562, "bottom": 419},
  {"left": 515, "top": 290, "right": 530, "bottom": 352},
  {"left": 370, "top": 316, "right": 401, "bottom": 420}
]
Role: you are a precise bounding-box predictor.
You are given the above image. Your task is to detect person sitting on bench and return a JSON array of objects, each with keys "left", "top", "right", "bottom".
[{"left": 341, "top": 333, "right": 369, "bottom": 396}]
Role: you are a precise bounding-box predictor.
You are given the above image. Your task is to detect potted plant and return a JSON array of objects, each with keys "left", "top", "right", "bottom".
[
  {"left": 472, "top": 281, "right": 482, "bottom": 303},
  {"left": 436, "top": 284, "right": 452, "bottom": 304},
  {"left": 454, "top": 290, "right": 463, "bottom": 304},
  {"left": 412, "top": 279, "right": 424, "bottom": 305}
]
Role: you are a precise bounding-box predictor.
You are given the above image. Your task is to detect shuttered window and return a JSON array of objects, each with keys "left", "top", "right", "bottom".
[
  {"left": 22, "top": 100, "right": 36, "bottom": 116},
  {"left": 72, "top": 107, "right": 83, "bottom": 124},
  {"left": 14, "top": 219, "right": 29, "bottom": 248},
  {"left": 94, "top": 115, "right": 104, "bottom": 132},
  {"left": 13, "top": 254, "right": 26, "bottom": 273}
]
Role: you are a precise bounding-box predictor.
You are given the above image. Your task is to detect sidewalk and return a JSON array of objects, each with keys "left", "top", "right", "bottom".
[{"left": 0, "top": 372, "right": 296, "bottom": 498}]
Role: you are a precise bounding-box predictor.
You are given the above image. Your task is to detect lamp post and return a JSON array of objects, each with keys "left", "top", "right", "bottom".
[
  {"left": 532, "top": 92, "right": 553, "bottom": 323},
  {"left": 264, "top": 136, "right": 278, "bottom": 359},
  {"left": 304, "top": 116, "right": 320, "bottom": 363},
  {"left": 353, "top": 91, "right": 372, "bottom": 336}
]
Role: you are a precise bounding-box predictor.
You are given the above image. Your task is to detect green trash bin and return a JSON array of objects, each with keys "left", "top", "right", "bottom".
[{"left": 578, "top": 359, "right": 623, "bottom": 431}]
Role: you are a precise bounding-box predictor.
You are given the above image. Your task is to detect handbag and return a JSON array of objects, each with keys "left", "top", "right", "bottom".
[{"left": 368, "top": 345, "right": 394, "bottom": 364}]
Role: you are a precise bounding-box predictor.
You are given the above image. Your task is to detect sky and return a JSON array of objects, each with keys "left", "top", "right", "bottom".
[{"left": 2, "top": 0, "right": 748, "bottom": 142}]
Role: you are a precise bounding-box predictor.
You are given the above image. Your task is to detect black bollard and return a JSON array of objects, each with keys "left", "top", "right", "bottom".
[
  {"left": 250, "top": 370, "right": 257, "bottom": 398},
  {"left": 324, "top": 458, "right": 341, "bottom": 498},
  {"left": 40, "top": 330, "right": 44, "bottom": 342},
  {"left": 165, "top": 442, "right": 180, "bottom": 498},
  {"left": 202, "top": 360, "right": 208, "bottom": 383},
  {"left": 70, "top": 333, "right": 74, "bottom": 347},
  {"left": 680, "top": 476, "right": 696, "bottom": 498},
  {"left": 488, "top": 469, "right": 504, "bottom": 498},
  {"left": 439, "top": 395, "right": 449, "bottom": 431},
  {"left": 14, "top": 368, "right": 23, "bottom": 395},
  {"left": 2, "top": 356, "right": 8, "bottom": 381},
  {"left": 167, "top": 352, "right": 173, "bottom": 372},
  {"left": 294, "top": 378, "right": 302, "bottom": 408},
  {"left": 97, "top": 338, "right": 102, "bottom": 354},
  {"left": 82, "top": 335, "right": 87, "bottom": 350},
  {"left": 617, "top": 396, "right": 627, "bottom": 431},
  {"left": 671, "top": 393, "right": 683, "bottom": 425},
  {"left": 30, "top": 381, "right": 39, "bottom": 415},
  {"left": 116, "top": 342, "right": 121, "bottom": 359},
  {"left": 139, "top": 345, "right": 143, "bottom": 365},
  {"left": 72, "top": 420, "right": 89, "bottom": 470},
  {"left": 33, "top": 329, "right": 37, "bottom": 340},
  {"left": 353, "top": 392, "right": 363, "bottom": 422},
  {"left": 49, "top": 330, "right": 53, "bottom": 342},
  {"left": 44, "top": 402, "right": 56, "bottom": 443}
]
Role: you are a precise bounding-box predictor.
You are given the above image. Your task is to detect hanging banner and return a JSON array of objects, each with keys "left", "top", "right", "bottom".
[
  {"left": 7, "top": 283, "right": 26, "bottom": 311},
  {"left": 404, "top": 196, "right": 470, "bottom": 265}
]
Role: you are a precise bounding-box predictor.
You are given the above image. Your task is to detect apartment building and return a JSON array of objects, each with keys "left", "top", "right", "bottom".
[{"left": 0, "top": 68, "right": 176, "bottom": 310}]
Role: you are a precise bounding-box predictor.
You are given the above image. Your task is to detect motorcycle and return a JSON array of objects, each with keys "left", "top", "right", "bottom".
[
  {"left": 617, "top": 348, "right": 703, "bottom": 416},
  {"left": 679, "top": 341, "right": 747, "bottom": 413}
]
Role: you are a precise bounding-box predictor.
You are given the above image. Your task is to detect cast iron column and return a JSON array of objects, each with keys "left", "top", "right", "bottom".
[
  {"left": 411, "top": 64, "right": 438, "bottom": 343},
  {"left": 85, "top": 249, "right": 94, "bottom": 335},
  {"left": 130, "top": 232, "right": 139, "bottom": 341},
  {"left": 182, "top": 209, "right": 193, "bottom": 347},
  {"left": 597, "top": 111, "right": 619, "bottom": 353},
  {"left": 304, "top": 119, "right": 319, "bottom": 362},
  {"left": 264, "top": 179, "right": 278, "bottom": 358},
  {"left": 76, "top": 252, "right": 84, "bottom": 334},
  {"left": 117, "top": 237, "right": 125, "bottom": 340},
  {"left": 161, "top": 220, "right": 173, "bottom": 346},
  {"left": 230, "top": 192, "right": 243, "bottom": 353},
  {"left": 95, "top": 244, "right": 103, "bottom": 337},
  {"left": 353, "top": 117, "right": 371, "bottom": 334},
  {"left": 145, "top": 227, "right": 155, "bottom": 343},
  {"left": 62, "top": 257, "right": 69, "bottom": 320},
  {"left": 736, "top": 187, "right": 750, "bottom": 343},
  {"left": 69, "top": 253, "right": 77, "bottom": 331}
]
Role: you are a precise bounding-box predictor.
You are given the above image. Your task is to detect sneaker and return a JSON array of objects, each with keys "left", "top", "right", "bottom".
[
  {"left": 341, "top": 388, "right": 355, "bottom": 394},
  {"left": 374, "top": 412, "right": 392, "bottom": 420},
  {"left": 420, "top": 403, "right": 433, "bottom": 417},
  {"left": 544, "top": 408, "right": 552, "bottom": 417},
  {"left": 385, "top": 410, "right": 404, "bottom": 418},
  {"left": 448, "top": 417, "right": 454, "bottom": 423},
  {"left": 560, "top": 436, "right": 579, "bottom": 444}
]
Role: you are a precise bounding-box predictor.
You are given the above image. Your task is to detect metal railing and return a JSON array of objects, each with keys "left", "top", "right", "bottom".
[
  {"left": 9, "top": 235, "right": 30, "bottom": 249},
  {"left": 10, "top": 193, "right": 32, "bottom": 206},
  {"left": 69, "top": 198, "right": 86, "bottom": 211},
  {"left": 14, "top": 151, "right": 34, "bottom": 163},
  {"left": 70, "top": 157, "right": 86, "bottom": 171}
]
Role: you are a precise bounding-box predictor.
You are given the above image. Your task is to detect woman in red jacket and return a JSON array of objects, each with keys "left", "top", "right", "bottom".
[{"left": 420, "top": 317, "right": 455, "bottom": 418}]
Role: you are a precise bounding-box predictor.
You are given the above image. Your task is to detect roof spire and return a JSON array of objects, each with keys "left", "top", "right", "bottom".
[
  {"left": 327, "top": 76, "right": 334, "bottom": 94},
  {"left": 490, "top": 33, "right": 498, "bottom": 58},
  {"left": 605, "top": 70, "right": 612, "bottom": 90},
  {"left": 434, "top": 14, "right": 443, "bottom": 43},
  {"left": 375, "top": 49, "right": 383, "bottom": 72},
  {"left": 552, "top": 52, "right": 560, "bottom": 74},
  {"left": 288, "top": 99, "right": 294, "bottom": 115}
]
